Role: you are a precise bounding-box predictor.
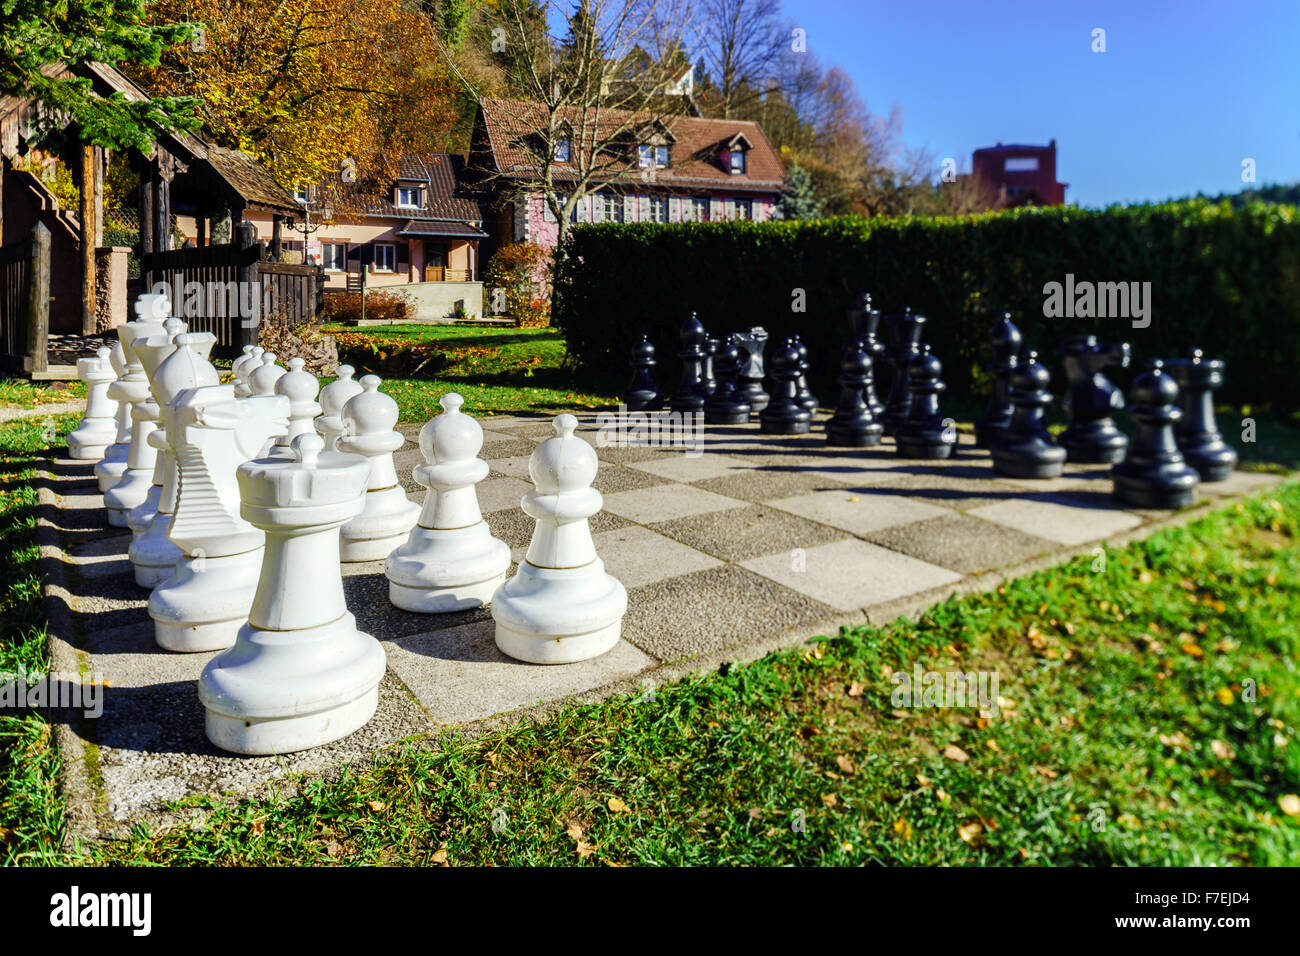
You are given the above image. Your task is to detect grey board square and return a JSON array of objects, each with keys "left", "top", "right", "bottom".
[
  {"left": 385, "top": 619, "right": 655, "bottom": 724},
  {"left": 602, "top": 484, "right": 746, "bottom": 524},
  {"left": 343, "top": 566, "right": 494, "bottom": 641},
  {"left": 590, "top": 525, "right": 723, "bottom": 588},
  {"left": 593, "top": 443, "right": 677, "bottom": 465},
  {"left": 648, "top": 503, "right": 848, "bottom": 563},
  {"left": 480, "top": 438, "right": 543, "bottom": 461},
  {"left": 766, "top": 487, "right": 954, "bottom": 535},
  {"left": 621, "top": 564, "right": 838, "bottom": 663},
  {"left": 691, "top": 468, "right": 841, "bottom": 503},
  {"left": 968, "top": 495, "right": 1143, "bottom": 546},
  {"left": 850, "top": 468, "right": 1028, "bottom": 512},
  {"left": 863, "top": 514, "right": 1057, "bottom": 574}
]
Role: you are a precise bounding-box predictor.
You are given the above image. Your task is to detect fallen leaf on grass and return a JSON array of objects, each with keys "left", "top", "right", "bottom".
[
  {"left": 575, "top": 841, "right": 596, "bottom": 859},
  {"left": 1279, "top": 795, "right": 1300, "bottom": 817},
  {"left": 821, "top": 793, "right": 838, "bottom": 808},
  {"left": 747, "top": 808, "right": 763, "bottom": 820},
  {"left": 368, "top": 800, "right": 386, "bottom": 812},
  {"left": 836, "top": 755, "right": 857, "bottom": 775},
  {"left": 607, "top": 797, "right": 630, "bottom": 814},
  {"left": 1211, "top": 740, "right": 1236, "bottom": 761},
  {"left": 325, "top": 841, "right": 343, "bottom": 858},
  {"left": 430, "top": 847, "right": 449, "bottom": 865},
  {"left": 847, "top": 681, "right": 865, "bottom": 698},
  {"left": 1158, "top": 731, "right": 1193, "bottom": 752},
  {"left": 943, "top": 744, "right": 969, "bottom": 763},
  {"left": 1034, "top": 765, "right": 1058, "bottom": 779},
  {"left": 957, "top": 822, "right": 984, "bottom": 845},
  {"left": 893, "top": 818, "right": 912, "bottom": 839},
  {"left": 1214, "top": 687, "right": 1236, "bottom": 706},
  {"left": 565, "top": 822, "right": 584, "bottom": 841}
]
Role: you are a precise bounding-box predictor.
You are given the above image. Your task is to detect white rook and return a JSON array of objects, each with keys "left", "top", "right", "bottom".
[
  {"left": 492, "top": 414, "right": 626, "bottom": 664},
  {"left": 198, "top": 433, "right": 385, "bottom": 754},
  {"left": 386, "top": 393, "right": 510, "bottom": 612},
  {"left": 93, "top": 343, "right": 131, "bottom": 491},
  {"left": 68, "top": 347, "right": 119, "bottom": 460},
  {"left": 337, "top": 375, "right": 419, "bottom": 561}
]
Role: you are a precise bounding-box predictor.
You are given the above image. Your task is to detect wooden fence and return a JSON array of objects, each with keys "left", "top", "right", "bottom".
[
  {"left": 0, "top": 222, "right": 50, "bottom": 374},
  {"left": 140, "top": 221, "right": 324, "bottom": 354}
]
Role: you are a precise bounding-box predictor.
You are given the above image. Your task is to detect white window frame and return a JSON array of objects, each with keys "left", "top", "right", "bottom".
[
  {"left": 649, "top": 195, "right": 667, "bottom": 223},
  {"left": 729, "top": 150, "right": 746, "bottom": 174},
  {"left": 655, "top": 145, "right": 670, "bottom": 168},
  {"left": 321, "top": 242, "right": 346, "bottom": 273},
  {"left": 602, "top": 192, "right": 623, "bottom": 222},
  {"left": 371, "top": 242, "right": 397, "bottom": 273},
  {"left": 735, "top": 198, "right": 753, "bottom": 220},
  {"left": 395, "top": 186, "right": 420, "bottom": 208},
  {"left": 691, "top": 198, "right": 709, "bottom": 222},
  {"left": 638, "top": 144, "right": 654, "bottom": 168},
  {"left": 554, "top": 139, "right": 571, "bottom": 163}
]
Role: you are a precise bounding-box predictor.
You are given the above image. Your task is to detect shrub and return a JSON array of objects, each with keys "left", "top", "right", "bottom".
[
  {"left": 256, "top": 323, "right": 339, "bottom": 377},
  {"left": 321, "top": 289, "right": 411, "bottom": 324},
  {"left": 484, "top": 242, "right": 551, "bottom": 327},
  {"left": 552, "top": 201, "right": 1300, "bottom": 411},
  {"left": 330, "top": 331, "right": 448, "bottom": 379}
]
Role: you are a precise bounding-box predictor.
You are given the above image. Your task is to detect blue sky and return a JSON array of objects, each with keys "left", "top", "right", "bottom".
[{"left": 788, "top": 0, "right": 1300, "bottom": 206}]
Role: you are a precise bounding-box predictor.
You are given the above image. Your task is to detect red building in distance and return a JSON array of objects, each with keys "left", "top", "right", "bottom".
[{"left": 970, "top": 140, "right": 1067, "bottom": 207}]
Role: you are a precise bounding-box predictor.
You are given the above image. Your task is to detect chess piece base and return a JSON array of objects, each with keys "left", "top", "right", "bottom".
[
  {"left": 128, "top": 510, "right": 182, "bottom": 588},
  {"left": 1062, "top": 423, "right": 1129, "bottom": 465},
  {"left": 1113, "top": 462, "right": 1200, "bottom": 509},
  {"left": 105, "top": 468, "right": 154, "bottom": 526},
  {"left": 386, "top": 522, "right": 511, "bottom": 613},
  {"left": 991, "top": 441, "right": 1067, "bottom": 479},
  {"left": 68, "top": 423, "right": 116, "bottom": 460},
  {"left": 896, "top": 435, "right": 955, "bottom": 459},
  {"left": 625, "top": 393, "right": 663, "bottom": 412},
  {"left": 1179, "top": 440, "right": 1238, "bottom": 483},
  {"left": 705, "top": 407, "right": 750, "bottom": 425},
  {"left": 150, "top": 550, "right": 261, "bottom": 652},
  {"left": 339, "top": 486, "right": 419, "bottom": 562},
  {"left": 127, "top": 483, "right": 162, "bottom": 539},
  {"left": 760, "top": 418, "right": 811, "bottom": 435},
  {"left": 94, "top": 447, "right": 129, "bottom": 493},
  {"left": 492, "top": 559, "right": 626, "bottom": 664},
  {"left": 198, "top": 611, "right": 385, "bottom": 754},
  {"left": 825, "top": 423, "right": 883, "bottom": 447}
]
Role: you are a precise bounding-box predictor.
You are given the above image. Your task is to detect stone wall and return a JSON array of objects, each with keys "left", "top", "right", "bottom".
[
  {"left": 387, "top": 281, "right": 484, "bottom": 321},
  {"left": 94, "top": 246, "right": 130, "bottom": 332}
]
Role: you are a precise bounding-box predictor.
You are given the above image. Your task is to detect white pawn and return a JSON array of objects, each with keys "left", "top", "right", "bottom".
[
  {"left": 230, "top": 345, "right": 255, "bottom": 385},
  {"left": 103, "top": 305, "right": 168, "bottom": 525},
  {"left": 269, "top": 358, "right": 320, "bottom": 459},
  {"left": 386, "top": 393, "right": 510, "bottom": 612},
  {"left": 234, "top": 346, "right": 264, "bottom": 397},
  {"left": 492, "top": 414, "right": 627, "bottom": 664},
  {"left": 337, "top": 375, "right": 419, "bottom": 562},
  {"left": 69, "top": 347, "right": 119, "bottom": 460},
  {"left": 248, "top": 352, "right": 284, "bottom": 396},
  {"left": 316, "top": 365, "right": 362, "bottom": 451},
  {"left": 93, "top": 343, "right": 132, "bottom": 491},
  {"left": 198, "top": 433, "right": 386, "bottom": 754},
  {"left": 129, "top": 331, "right": 219, "bottom": 588}
]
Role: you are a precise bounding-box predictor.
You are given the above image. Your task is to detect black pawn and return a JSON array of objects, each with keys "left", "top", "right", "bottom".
[
  {"left": 703, "top": 337, "right": 720, "bottom": 396},
  {"left": 1166, "top": 349, "right": 1237, "bottom": 482},
  {"left": 624, "top": 335, "right": 664, "bottom": 411},
  {"left": 734, "top": 327, "right": 769, "bottom": 413},
  {"left": 846, "top": 293, "right": 885, "bottom": 419},
  {"left": 973, "top": 313, "right": 1022, "bottom": 448},
  {"left": 881, "top": 307, "right": 927, "bottom": 435},
  {"left": 826, "top": 339, "right": 883, "bottom": 447},
  {"left": 990, "top": 350, "right": 1067, "bottom": 479},
  {"left": 760, "top": 338, "right": 812, "bottom": 435},
  {"left": 669, "top": 312, "right": 709, "bottom": 414},
  {"left": 1059, "top": 334, "right": 1131, "bottom": 464},
  {"left": 1113, "top": 359, "right": 1200, "bottom": 508},
  {"left": 705, "top": 337, "right": 752, "bottom": 425},
  {"left": 895, "top": 346, "right": 955, "bottom": 459},
  {"left": 792, "top": 335, "right": 818, "bottom": 411}
]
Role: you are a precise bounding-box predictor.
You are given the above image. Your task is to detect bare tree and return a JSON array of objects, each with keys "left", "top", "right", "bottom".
[
  {"left": 694, "top": 0, "right": 787, "bottom": 119},
  {"left": 442, "top": 0, "right": 698, "bottom": 246}
]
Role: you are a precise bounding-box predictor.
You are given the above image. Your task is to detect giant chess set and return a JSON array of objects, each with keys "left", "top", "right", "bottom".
[{"left": 67, "top": 291, "right": 1244, "bottom": 761}]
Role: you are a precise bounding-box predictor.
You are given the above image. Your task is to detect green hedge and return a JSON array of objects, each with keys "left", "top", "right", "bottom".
[{"left": 552, "top": 201, "right": 1300, "bottom": 412}]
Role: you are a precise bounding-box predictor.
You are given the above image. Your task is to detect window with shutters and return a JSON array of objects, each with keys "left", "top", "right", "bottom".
[
  {"left": 601, "top": 193, "right": 623, "bottom": 222},
  {"left": 692, "top": 198, "right": 709, "bottom": 222},
  {"left": 638, "top": 145, "right": 654, "bottom": 168},
  {"left": 322, "top": 243, "right": 346, "bottom": 272},
  {"left": 735, "top": 198, "right": 753, "bottom": 220},
  {"left": 729, "top": 149, "right": 746, "bottom": 174},
  {"left": 649, "top": 195, "right": 666, "bottom": 223},
  {"left": 372, "top": 243, "right": 397, "bottom": 272},
  {"left": 395, "top": 186, "right": 420, "bottom": 208}
]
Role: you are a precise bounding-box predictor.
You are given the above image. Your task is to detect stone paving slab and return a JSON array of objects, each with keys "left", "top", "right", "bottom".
[{"left": 37, "top": 410, "right": 1289, "bottom": 839}]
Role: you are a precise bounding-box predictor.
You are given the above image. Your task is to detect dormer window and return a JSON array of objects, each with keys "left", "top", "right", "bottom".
[
  {"left": 554, "top": 138, "right": 571, "bottom": 163},
  {"left": 655, "top": 145, "right": 670, "bottom": 168},
  {"left": 638, "top": 144, "right": 670, "bottom": 168},
  {"left": 294, "top": 185, "right": 312, "bottom": 204},
  {"left": 395, "top": 185, "right": 421, "bottom": 208},
  {"left": 729, "top": 150, "right": 746, "bottom": 174}
]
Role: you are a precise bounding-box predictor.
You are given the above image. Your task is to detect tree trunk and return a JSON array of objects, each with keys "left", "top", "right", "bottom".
[{"left": 80, "top": 143, "right": 97, "bottom": 334}]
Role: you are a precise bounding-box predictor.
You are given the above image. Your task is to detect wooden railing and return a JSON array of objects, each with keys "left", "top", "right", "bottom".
[
  {"left": 0, "top": 222, "right": 50, "bottom": 373},
  {"left": 423, "top": 266, "right": 472, "bottom": 283}
]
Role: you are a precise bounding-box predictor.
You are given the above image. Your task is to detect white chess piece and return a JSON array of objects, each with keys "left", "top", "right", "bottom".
[
  {"left": 128, "top": 331, "right": 218, "bottom": 588},
  {"left": 337, "top": 375, "right": 419, "bottom": 562},
  {"left": 492, "top": 414, "right": 627, "bottom": 664},
  {"left": 230, "top": 345, "right": 255, "bottom": 384},
  {"left": 386, "top": 393, "right": 510, "bottom": 612},
  {"left": 68, "top": 347, "right": 119, "bottom": 460},
  {"left": 316, "top": 364, "right": 362, "bottom": 452},
  {"left": 103, "top": 303, "right": 168, "bottom": 525},
  {"left": 125, "top": 318, "right": 187, "bottom": 546},
  {"left": 234, "top": 346, "right": 264, "bottom": 398},
  {"left": 248, "top": 352, "right": 284, "bottom": 396},
  {"left": 93, "top": 343, "right": 132, "bottom": 491},
  {"left": 149, "top": 383, "right": 288, "bottom": 652},
  {"left": 198, "top": 432, "right": 385, "bottom": 754},
  {"left": 269, "top": 358, "right": 320, "bottom": 459}
]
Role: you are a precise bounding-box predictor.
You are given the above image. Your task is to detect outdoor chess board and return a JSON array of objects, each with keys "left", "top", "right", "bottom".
[{"left": 42, "top": 411, "right": 1279, "bottom": 837}]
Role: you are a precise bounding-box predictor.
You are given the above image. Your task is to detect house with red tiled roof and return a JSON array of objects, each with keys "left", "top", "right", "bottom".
[
  {"left": 470, "top": 97, "right": 787, "bottom": 257},
  {"left": 235, "top": 152, "right": 487, "bottom": 318}
]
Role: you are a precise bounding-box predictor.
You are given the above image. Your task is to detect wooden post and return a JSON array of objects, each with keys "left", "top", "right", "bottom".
[
  {"left": 80, "top": 143, "right": 97, "bottom": 334},
  {"left": 94, "top": 147, "right": 104, "bottom": 246},
  {"left": 153, "top": 164, "right": 171, "bottom": 253},
  {"left": 235, "top": 220, "right": 259, "bottom": 350},
  {"left": 270, "top": 216, "right": 283, "bottom": 260},
  {"left": 26, "top": 222, "right": 50, "bottom": 374},
  {"left": 196, "top": 215, "right": 206, "bottom": 247},
  {"left": 138, "top": 168, "right": 154, "bottom": 283}
]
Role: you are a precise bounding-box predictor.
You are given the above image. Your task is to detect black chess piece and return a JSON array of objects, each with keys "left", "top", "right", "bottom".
[
  {"left": 624, "top": 334, "right": 664, "bottom": 411},
  {"left": 1165, "top": 349, "right": 1237, "bottom": 482},
  {"left": 1112, "top": 359, "right": 1200, "bottom": 508},
  {"left": 826, "top": 338, "right": 883, "bottom": 447},
  {"left": 990, "top": 350, "right": 1067, "bottom": 478},
  {"left": 733, "top": 327, "right": 770, "bottom": 413},
  {"left": 895, "top": 346, "right": 956, "bottom": 459},
  {"left": 669, "top": 312, "right": 709, "bottom": 413},
  {"left": 792, "top": 335, "right": 818, "bottom": 412},
  {"left": 881, "top": 307, "right": 927, "bottom": 435},
  {"left": 973, "top": 313, "right": 1022, "bottom": 448},
  {"left": 705, "top": 336, "right": 752, "bottom": 425},
  {"left": 1059, "top": 334, "right": 1131, "bottom": 464},
  {"left": 846, "top": 293, "right": 885, "bottom": 419},
  {"left": 760, "top": 338, "right": 812, "bottom": 435},
  {"left": 703, "top": 337, "right": 720, "bottom": 396}
]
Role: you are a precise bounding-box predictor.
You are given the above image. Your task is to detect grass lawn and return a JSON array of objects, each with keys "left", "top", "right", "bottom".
[
  {"left": 0, "top": 380, "right": 86, "bottom": 409},
  {"left": 321, "top": 324, "right": 620, "bottom": 419}
]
